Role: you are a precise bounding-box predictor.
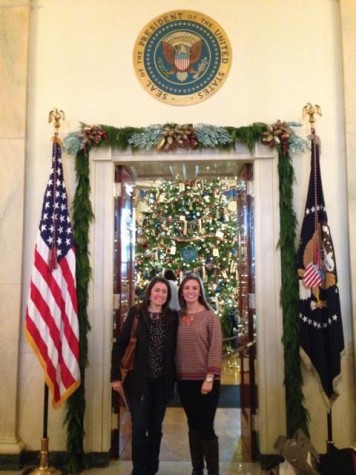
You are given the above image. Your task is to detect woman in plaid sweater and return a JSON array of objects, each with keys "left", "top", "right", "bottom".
[{"left": 176, "top": 274, "right": 223, "bottom": 475}]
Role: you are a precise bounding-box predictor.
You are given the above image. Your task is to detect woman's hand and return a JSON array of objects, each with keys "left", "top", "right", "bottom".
[
  {"left": 111, "top": 380, "right": 122, "bottom": 392},
  {"left": 201, "top": 379, "right": 213, "bottom": 395}
]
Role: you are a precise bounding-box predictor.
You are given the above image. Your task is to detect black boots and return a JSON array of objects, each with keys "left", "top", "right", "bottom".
[
  {"left": 188, "top": 430, "right": 204, "bottom": 475},
  {"left": 188, "top": 431, "right": 219, "bottom": 475},
  {"left": 201, "top": 436, "right": 219, "bottom": 475}
]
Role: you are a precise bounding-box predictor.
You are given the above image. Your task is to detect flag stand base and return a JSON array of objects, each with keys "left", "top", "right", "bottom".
[
  {"left": 23, "top": 438, "right": 62, "bottom": 475},
  {"left": 326, "top": 440, "right": 335, "bottom": 453}
]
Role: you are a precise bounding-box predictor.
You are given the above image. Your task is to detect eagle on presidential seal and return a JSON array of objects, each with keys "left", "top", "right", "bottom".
[
  {"left": 298, "top": 221, "right": 337, "bottom": 311},
  {"left": 161, "top": 31, "right": 207, "bottom": 82}
]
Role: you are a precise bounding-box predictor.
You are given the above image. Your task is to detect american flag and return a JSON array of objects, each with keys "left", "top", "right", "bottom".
[
  {"left": 297, "top": 132, "right": 344, "bottom": 407},
  {"left": 25, "top": 137, "right": 80, "bottom": 408}
]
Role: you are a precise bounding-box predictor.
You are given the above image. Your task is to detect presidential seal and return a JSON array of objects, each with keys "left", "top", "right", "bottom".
[{"left": 133, "top": 10, "right": 232, "bottom": 105}]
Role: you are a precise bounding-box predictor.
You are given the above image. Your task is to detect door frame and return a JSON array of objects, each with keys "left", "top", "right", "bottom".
[{"left": 83, "top": 145, "right": 286, "bottom": 456}]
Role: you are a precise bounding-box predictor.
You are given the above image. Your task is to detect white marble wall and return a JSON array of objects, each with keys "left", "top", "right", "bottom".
[
  {"left": 340, "top": 5, "right": 356, "bottom": 437},
  {"left": 0, "top": 0, "right": 355, "bottom": 463},
  {"left": 0, "top": 0, "right": 30, "bottom": 456},
  {"left": 340, "top": 0, "right": 356, "bottom": 446}
]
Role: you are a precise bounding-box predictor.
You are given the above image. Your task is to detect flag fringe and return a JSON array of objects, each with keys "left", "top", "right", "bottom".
[
  {"left": 52, "top": 135, "right": 62, "bottom": 145},
  {"left": 25, "top": 327, "right": 80, "bottom": 409},
  {"left": 52, "top": 380, "right": 81, "bottom": 410},
  {"left": 299, "top": 347, "right": 343, "bottom": 412}
]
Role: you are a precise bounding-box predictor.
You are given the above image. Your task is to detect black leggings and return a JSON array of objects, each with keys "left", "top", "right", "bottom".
[
  {"left": 129, "top": 377, "right": 167, "bottom": 474},
  {"left": 177, "top": 379, "right": 220, "bottom": 441}
]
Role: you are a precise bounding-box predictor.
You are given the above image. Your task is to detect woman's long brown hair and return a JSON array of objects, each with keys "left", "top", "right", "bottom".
[{"left": 178, "top": 274, "right": 210, "bottom": 313}]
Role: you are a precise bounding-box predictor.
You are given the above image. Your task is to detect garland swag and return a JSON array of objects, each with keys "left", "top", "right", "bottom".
[
  {"left": 64, "top": 148, "right": 93, "bottom": 473},
  {"left": 64, "top": 121, "right": 308, "bottom": 472}
]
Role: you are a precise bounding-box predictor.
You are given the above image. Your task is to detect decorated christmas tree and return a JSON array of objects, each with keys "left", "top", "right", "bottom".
[{"left": 135, "top": 178, "right": 239, "bottom": 337}]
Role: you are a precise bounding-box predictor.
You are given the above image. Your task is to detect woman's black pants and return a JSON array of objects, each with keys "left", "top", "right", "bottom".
[
  {"left": 177, "top": 379, "right": 220, "bottom": 440},
  {"left": 129, "top": 377, "right": 167, "bottom": 475}
]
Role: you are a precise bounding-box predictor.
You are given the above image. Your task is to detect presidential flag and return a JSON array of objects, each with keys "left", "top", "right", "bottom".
[
  {"left": 25, "top": 137, "right": 80, "bottom": 408},
  {"left": 297, "top": 133, "right": 344, "bottom": 407}
]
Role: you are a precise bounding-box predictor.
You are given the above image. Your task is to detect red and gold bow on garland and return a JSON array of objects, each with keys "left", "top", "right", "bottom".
[{"left": 261, "top": 120, "right": 294, "bottom": 154}]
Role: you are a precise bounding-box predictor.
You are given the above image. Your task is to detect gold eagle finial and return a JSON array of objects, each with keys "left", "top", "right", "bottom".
[
  {"left": 48, "top": 108, "right": 65, "bottom": 131},
  {"left": 302, "top": 103, "right": 322, "bottom": 126}
]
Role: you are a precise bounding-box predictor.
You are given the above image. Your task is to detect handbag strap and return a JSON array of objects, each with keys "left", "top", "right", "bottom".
[{"left": 130, "top": 312, "right": 139, "bottom": 338}]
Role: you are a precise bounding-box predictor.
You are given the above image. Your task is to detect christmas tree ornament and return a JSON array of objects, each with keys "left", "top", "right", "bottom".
[{"left": 181, "top": 246, "right": 198, "bottom": 262}]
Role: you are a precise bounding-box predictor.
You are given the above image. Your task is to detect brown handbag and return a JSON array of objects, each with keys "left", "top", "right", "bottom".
[{"left": 120, "top": 314, "right": 139, "bottom": 371}]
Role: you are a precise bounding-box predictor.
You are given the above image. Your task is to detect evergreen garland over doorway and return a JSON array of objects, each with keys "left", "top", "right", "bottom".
[{"left": 64, "top": 121, "right": 309, "bottom": 472}]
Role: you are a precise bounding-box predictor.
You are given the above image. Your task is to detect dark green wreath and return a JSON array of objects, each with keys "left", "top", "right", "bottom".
[{"left": 63, "top": 121, "right": 309, "bottom": 472}]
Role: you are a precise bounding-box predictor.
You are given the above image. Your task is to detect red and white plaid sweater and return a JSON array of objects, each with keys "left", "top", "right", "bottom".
[{"left": 176, "top": 308, "right": 222, "bottom": 380}]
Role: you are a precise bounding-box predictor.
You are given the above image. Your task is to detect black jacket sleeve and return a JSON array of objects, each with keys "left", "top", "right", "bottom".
[{"left": 110, "top": 306, "right": 137, "bottom": 382}]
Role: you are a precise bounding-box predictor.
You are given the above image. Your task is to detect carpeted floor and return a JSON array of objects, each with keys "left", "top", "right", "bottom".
[{"left": 167, "top": 384, "right": 240, "bottom": 408}]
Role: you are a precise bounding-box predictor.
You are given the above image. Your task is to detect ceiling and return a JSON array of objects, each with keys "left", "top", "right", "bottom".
[{"left": 120, "top": 159, "right": 245, "bottom": 182}]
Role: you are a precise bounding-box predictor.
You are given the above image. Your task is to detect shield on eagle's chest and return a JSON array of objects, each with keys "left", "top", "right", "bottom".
[{"left": 175, "top": 53, "right": 190, "bottom": 71}]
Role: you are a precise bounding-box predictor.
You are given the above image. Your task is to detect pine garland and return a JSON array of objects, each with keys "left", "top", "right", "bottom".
[
  {"left": 226, "top": 123, "right": 268, "bottom": 151},
  {"left": 277, "top": 147, "right": 310, "bottom": 437},
  {"left": 100, "top": 125, "right": 143, "bottom": 150},
  {"left": 64, "top": 148, "right": 93, "bottom": 473},
  {"left": 63, "top": 122, "right": 308, "bottom": 470}
]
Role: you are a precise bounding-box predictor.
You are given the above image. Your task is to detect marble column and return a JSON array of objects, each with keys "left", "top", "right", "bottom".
[
  {"left": 340, "top": 1, "right": 356, "bottom": 386},
  {"left": 340, "top": 4, "right": 356, "bottom": 448},
  {"left": 0, "top": 0, "right": 30, "bottom": 466}
]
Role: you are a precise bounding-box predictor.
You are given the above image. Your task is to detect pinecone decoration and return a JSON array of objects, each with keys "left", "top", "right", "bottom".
[
  {"left": 156, "top": 124, "right": 199, "bottom": 151},
  {"left": 261, "top": 120, "right": 292, "bottom": 154},
  {"left": 81, "top": 124, "right": 108, "bottom": 147}
]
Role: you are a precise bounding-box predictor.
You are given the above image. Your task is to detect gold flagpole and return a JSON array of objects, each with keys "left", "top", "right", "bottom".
[
  {"left": 23, "top": 109, "right": 65, "bottom": 475},
  {"left": 23, "top": 425, "right": 63, "bottom": 475}
]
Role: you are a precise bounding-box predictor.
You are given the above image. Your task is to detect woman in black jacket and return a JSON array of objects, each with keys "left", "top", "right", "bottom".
[{"left": 111, "top": 276, "right": 178, "bottom": 475}]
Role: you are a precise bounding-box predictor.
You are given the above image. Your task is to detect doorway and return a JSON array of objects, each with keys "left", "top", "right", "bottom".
[
  {"left": 110, "top": 160, "right": 257, "bottom": 461},
  {"left": 87, "top": 145, "right": 285, "bottom": 460}
]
